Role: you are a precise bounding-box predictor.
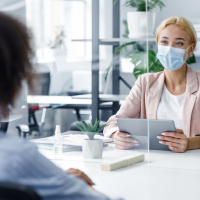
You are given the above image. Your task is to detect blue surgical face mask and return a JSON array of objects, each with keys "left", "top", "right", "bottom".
[{"left": 156, "top": 45, "right": 191, "bottom": 71}]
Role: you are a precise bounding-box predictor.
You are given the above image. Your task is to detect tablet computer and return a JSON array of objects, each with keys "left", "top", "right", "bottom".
[{"left": 117, "top": 118, "right": 176, "bottom": 151}]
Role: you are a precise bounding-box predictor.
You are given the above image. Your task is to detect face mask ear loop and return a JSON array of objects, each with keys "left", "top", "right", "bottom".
[{"left": 184, "top": 45, "right": 192, "bottom": 62}]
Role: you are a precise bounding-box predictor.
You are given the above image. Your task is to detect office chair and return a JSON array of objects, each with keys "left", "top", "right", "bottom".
[
  {"left": 0, "top": 123, "right": 9, "bottom": 133},
  {"left": 28, "top": 72, "right": 51, "bottom": 136},
  {"left": 0, "top": 182, "right": 41, "bottom": 200},
  {"left": 17, "top": 71, "right": 51, "bottom": 138},
  {"left": 69, "top": 69, "right": 114, "bottom": 134}
]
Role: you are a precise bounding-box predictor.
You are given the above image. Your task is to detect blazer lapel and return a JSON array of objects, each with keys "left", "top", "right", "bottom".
[
  {"left": 182, "top": 66, "right": 198, "bottom": 137},
  {"left": 148, "top": 72, "right": 165, "bottom": 119}
]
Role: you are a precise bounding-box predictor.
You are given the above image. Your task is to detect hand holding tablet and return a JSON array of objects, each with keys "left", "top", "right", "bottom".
[
  {"left": 111, "top": 131, "right": 139, "bottom": 150},
  {"left": 117, "top": 119, "right": 177, "bottom": 151},
  {"left": 157, "top": 128, "right": 189, "bottom": 153}
]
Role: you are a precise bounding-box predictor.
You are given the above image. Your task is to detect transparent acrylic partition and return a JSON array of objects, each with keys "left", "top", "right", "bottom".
[
  {"left": 97, "top": 0, "right": 149, "bottom": 166},
  {"left": 26, "top": 0, "right": 151, "bottom": 165},
  {"left": 26, "top": 0, "right": 93, "bottom": 141},
  {"left": 1, "top": 0, "right": 199, "bottom": 173},
  {"left": 147, "top": 0, "right": 200, "bottom": 171},
  {"left": 0, "top": 0, "right": 153, "bottom": 169}
]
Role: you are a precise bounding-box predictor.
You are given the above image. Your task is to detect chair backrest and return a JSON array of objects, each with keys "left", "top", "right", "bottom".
[
  {"left": 0, "top": 123, "right": 9, "bottom": 133},
  {"left": 0, "top": 182, "right": 41, "bottom": 200},
  {"left": 32, "top": 72, "right": 51, "bottom": 96}
]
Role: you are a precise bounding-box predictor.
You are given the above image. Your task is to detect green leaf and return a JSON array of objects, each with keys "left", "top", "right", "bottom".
[
  {"left": 132, "top": 50, "right": 164, "bottom": 79},
  {"left": 76, "top": 118, "right": 106, "bottom": 138},
  {"left": 157, "top": 1, "right": 165, "bottom": 11},
  {"left": 137, "top": 2, "right": 146, "bottom": 11},
  {"left": 122, "top": 0, "right": 165, "bottom": 11},
  {"left": 92, "top": 119, "right": 100, "bottom": 132},
  {"left": 114, "top": 42, "right": 136, "bottom": 53},
  {"left": 135, "top": 43, "right": 145, "bottom": 52},
  {"left": 148, "top": 50, "right": 157, "bottom": 69},
  {"left": 132, "top": 51, "right": 148, "bottom": 69},
  {"left": 122, "top": 20, "right": 129, "bottom": 38},
  {"left": 90, "top": 120, "right": 93, "bottom": 128},
  {"left": 104, "top": 55, "right": 120, "bottom": 82},
  {"left": 186, "top": 53, "right": 196, "bottom": 64},
  {"left": 148, "top": 49, "right": 156, "bottom": 57},
  {"left": 94, "top": 118, "right": 97, "bottom": 125},
  {"left": 133, "top": 68, "right": 147, "bottom": 79},
  {"left": 124, "top": 0, "right": 138, "bottom": 8},
  {"left": 150, "top": 62, "right": 163, "bottom": 72},
  {"left": 87, "top": 124, "right": 92, "bottom": 132},
  {"left": 76, "top": 123, "right": 85, "bottom": 132},
  {"left": 97, "top": 124, "right": 107, "bottom": 133},
  {"left": 80, "top": 119, "right": 89, "bottom": 132}
]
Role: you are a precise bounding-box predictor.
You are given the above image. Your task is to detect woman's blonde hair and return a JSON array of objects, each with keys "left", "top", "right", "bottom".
[{"left": 156, "top": 17, "right": 197, "bottom": 48}]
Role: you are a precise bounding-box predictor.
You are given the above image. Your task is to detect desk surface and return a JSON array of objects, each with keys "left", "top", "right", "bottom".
[
  {"left": 27, "top": 95, "right": 123, "bottom": 110},
  {"left": 27, "top": 95, "right": 91, "bottom": 105},
  {"left": 27, "top": 95, "right": 125, "bottom": 104},
  {"left": 72, "top": 94, "right": 127, "bottom": 102},
  {"left": 39, "top": 144, "right": 200, "bottom": 200}
]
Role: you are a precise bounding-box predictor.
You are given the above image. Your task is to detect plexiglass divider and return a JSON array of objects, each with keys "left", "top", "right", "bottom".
[{"left": 6, "top": 0, "right": 200, "bottom": 170}]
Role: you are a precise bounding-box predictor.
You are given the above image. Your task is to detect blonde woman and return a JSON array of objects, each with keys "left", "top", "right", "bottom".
[{"left": 104, "top": 16, "right": 200, "bottom": 153}]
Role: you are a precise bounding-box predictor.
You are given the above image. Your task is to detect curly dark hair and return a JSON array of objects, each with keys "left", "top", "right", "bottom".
[{"left": 0, "top": 12, "right": 35, "bottom": 118}]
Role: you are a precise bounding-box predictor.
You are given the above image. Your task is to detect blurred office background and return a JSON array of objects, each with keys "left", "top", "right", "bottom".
[{"left": 0, "top": 0, "right": 200, "bottom": 138}]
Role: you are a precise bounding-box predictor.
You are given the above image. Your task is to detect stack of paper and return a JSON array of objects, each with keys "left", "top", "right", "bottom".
[{"left": 30, "top": 134, "right": 113, "bottom": 152}]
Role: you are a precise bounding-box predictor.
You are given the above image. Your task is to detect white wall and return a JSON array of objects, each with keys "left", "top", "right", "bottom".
[{"left": 154, "top": 0, "right": 200, "bottom": 27}]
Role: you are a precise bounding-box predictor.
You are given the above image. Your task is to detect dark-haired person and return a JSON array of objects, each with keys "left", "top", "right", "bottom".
[{"left": 0, "top": 13, "right": 122, "bottom": 200}]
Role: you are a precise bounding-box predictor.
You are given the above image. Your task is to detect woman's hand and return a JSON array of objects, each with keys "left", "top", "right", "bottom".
[
  {"left": 111, "top": 130, "right": 139, "bottom": 150},
  {"left": 67, "top": 168, "right": 94, "bottom": 186},
  {"left": 157, "top": 129, "right": 189, "bottom": 153}
]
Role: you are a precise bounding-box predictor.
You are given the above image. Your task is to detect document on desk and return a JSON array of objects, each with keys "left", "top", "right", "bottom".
[{"left": 30, "top": 134, "right": 113, "bottom": 151}]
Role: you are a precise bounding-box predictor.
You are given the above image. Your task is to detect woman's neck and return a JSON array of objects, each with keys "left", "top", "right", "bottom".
[{"left": 164, "top": 64, "right": 187, "bottom": 95}]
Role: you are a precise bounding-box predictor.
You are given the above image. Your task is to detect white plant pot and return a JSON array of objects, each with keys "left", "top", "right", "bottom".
[
  {"left": 82, "top": 139, "right": 103, "bottom": 159},
  {"left": 127, "top": 12, "right": 155, "bottom": 38},
  {"left": 54, "top": 49, "right": 67, "bottom": 61}
]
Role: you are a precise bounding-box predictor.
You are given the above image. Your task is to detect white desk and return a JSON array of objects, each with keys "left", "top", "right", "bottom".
[
  {"left": 39, "top": 144, "right": 200, "bottom": 200},
  {"left": 27, "top": 95, "right": 117, "bottom": 120},
  {"left": 27, "top": 95, "right": 124, "bottom": 106},
  {"left": 27, "top": 95, "right": 91, "bottom": 105},
  {"left": 72, "top": 94, "right": 126, "bottom": 102}
]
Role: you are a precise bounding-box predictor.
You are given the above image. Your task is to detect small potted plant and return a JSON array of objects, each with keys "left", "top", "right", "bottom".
[
  {"left": 48, "top": 26, "right": 67, "bottom": 63},
  {"left": 76, "top": 119, "right": 106, "bottom": 159},
  {"left": 115, "top": 0, "right": 165, "bottom": 38}
]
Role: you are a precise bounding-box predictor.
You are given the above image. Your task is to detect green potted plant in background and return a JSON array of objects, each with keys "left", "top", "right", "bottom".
[
  {"left": 76, "top": 119, "right": 106, "bottom": 159},
  {"left": 115, "top": 0, "right": 165, "bottom": 38},
  {"left": 49, "top": 26, "right": 66, "bottom": 49},
  {"left": 48, "top": 26, "right": 67, "bottom": 64},
  {"left": 132, "top": 49, "right": 163, "bottom": 78},
  {"left": 104, "top": 1, "right": 196, "bottom": 85},
  {"left": 104, "top": 0, "right": 165, "bottom": 81}
]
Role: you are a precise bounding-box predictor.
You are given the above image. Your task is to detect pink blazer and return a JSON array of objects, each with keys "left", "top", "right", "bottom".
[{"left": 104, "top": 65, "right": 200, "bottom": 137}]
